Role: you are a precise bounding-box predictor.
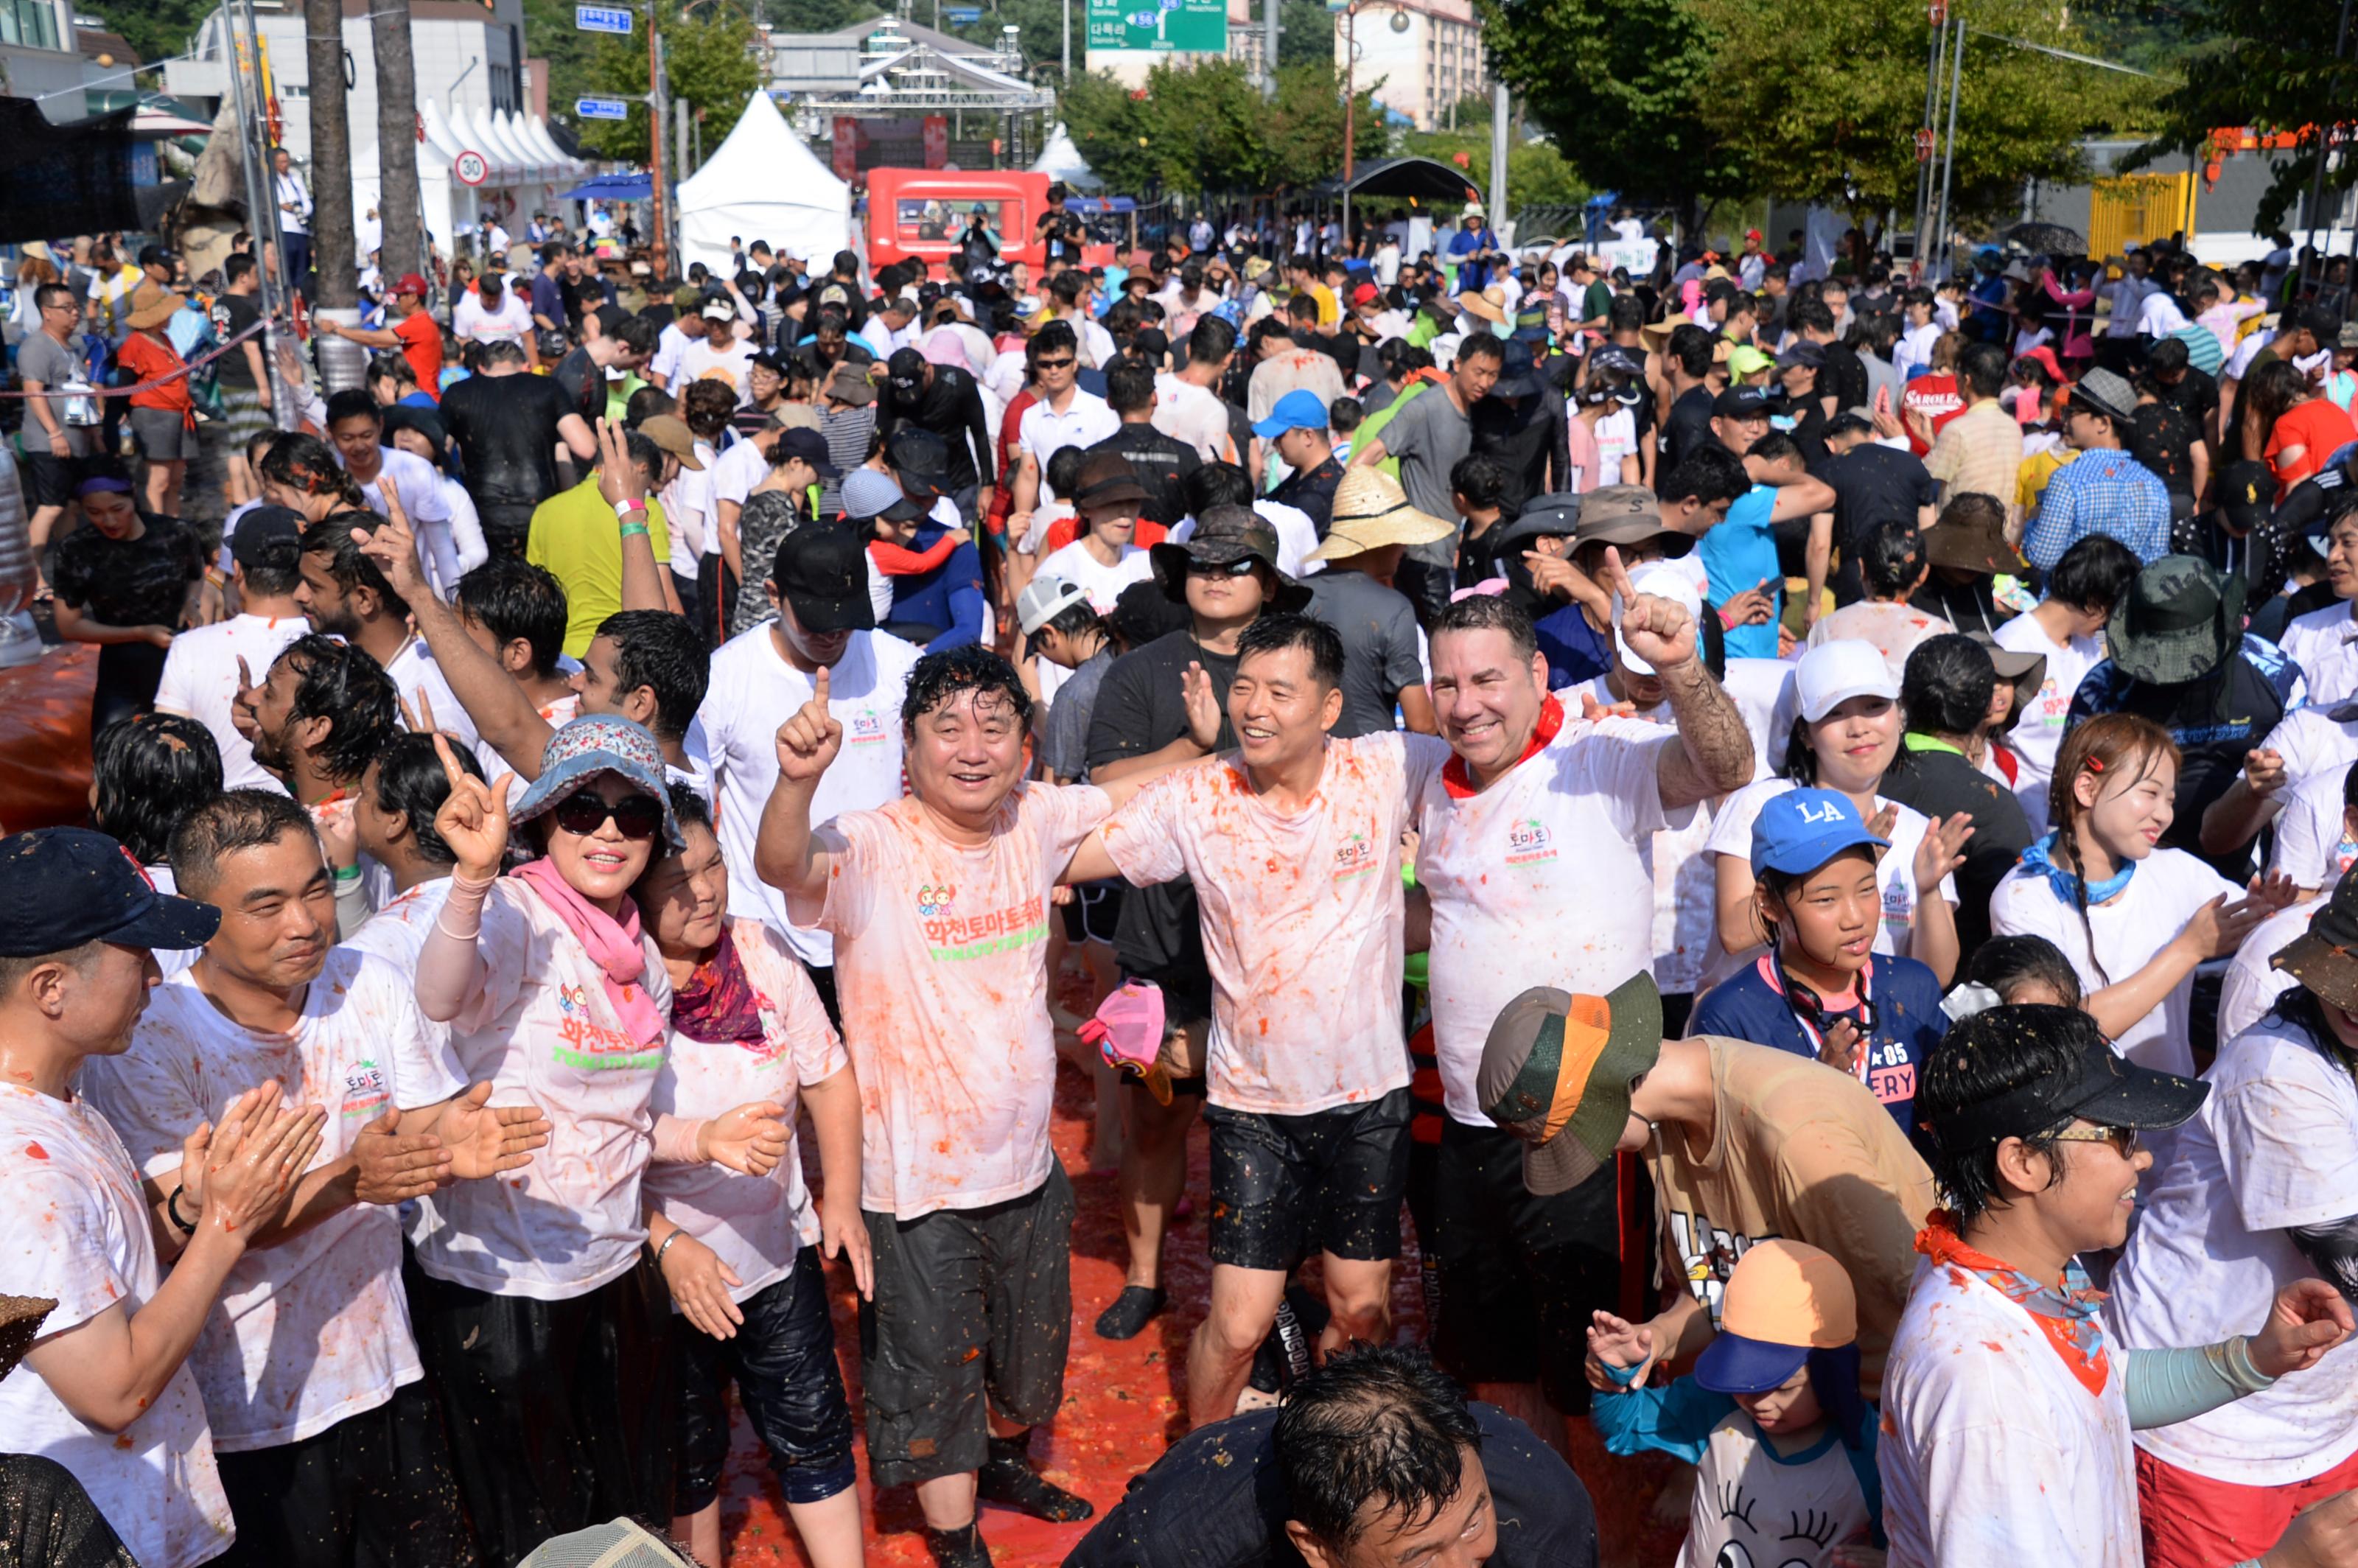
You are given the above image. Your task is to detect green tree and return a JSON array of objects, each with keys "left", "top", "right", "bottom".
[
  {"left": 1060, "top": 57, "right": 1382, "bottom": 194},
  {"left": 1475, "top": 0, "right": 1749, "bottom": 225},
  {"left": 76, "top": 0, "right": 214, "bottom": 73},
  {"left": 1401, "top": 125, "right": 1589, "bottom": 209},
  {"left": 573, "top": 4, "right": 767, "bottom": 164},
  {"left": 1276, "top": 0, "right": 1334, "bottom": 69},
  {"left": 2122, "top": 0, "right": 2354, "bottom": 234},
  {"left": 1693, "top": 0, "right": 2139, "bottom": 232}
]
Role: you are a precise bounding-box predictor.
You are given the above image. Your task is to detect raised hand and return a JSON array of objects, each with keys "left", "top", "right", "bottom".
[
  {"left": 202, "top": 1083, "right": 329, "bottom": 1238},
  {"left": 1585, "top": 1309, "right": 1659, "bottom": 1389},
  {"left": 438, "top": 1081, "right": 553, "bottom": 1180},
  {"left": 175, "top": 1083, "right": 273, "bottom": 1219},
  {"left": 2245, "top": 746, "right": 2289, "bottom": 795},
  {"left": 2250, "top": 870, "right": 2301, "bottom": 914},
  {"left": 699, "top": 1101, "right": 790, "bottom": 1177},
  {"left": 657, "top": 1230, "right": 746, "bottom": 1340},
  {"left": 1913, "top": 812, "right": 1974, "bottom": 894},
  {"left": 1522, "top": 549, "right": 1584, "bottom": 603},
  {"left": 1864, "top": 802, "right": 1900, "bottom": 859},
  {"left": 1598, "top": 546, "right": 1697, "bottom": 673},
  {"left": 430, "top": 732, "right": 509, "bottom": 880},
  {"left": 231, "top": 654, "right": 264, "bottom": 741},
  {"left": 594, "top": 416, "right": 648, "bottom": 511},
  {"left": 2183, "top": 892, "right": 2269, "bottom": 961},
  {"left": 1181, "top": 659, "right": 1224, "bottom": 750},
  {"left": 353, "top": 1107, "right": 455, "bottom": 1204},
  {"left": 1719, "top": 578, "right": 1776, "bottom": 629},
  {"left": 2250, "top": 1278, "right": 2357, "bottom": 1377},
  {"left": 1578, "top": 689, "right": 1638, "bottom": 724},
  {"left": 772, "top": 665, "right": 842, "bottom": 785},
  {"left": 1820, "top": 1017, "right": 1864, "bottom": 1074},
  {"left": 356, "top": 491, "right": 428, "bottom": 601}
]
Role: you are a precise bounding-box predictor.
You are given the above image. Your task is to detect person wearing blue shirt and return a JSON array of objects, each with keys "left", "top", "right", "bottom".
[
  {"left": 1699, "top": 428, "right": 1837, "bottom": 661},
  {"left": 1446, "top": 203, "right": 1502, "bottom": 294},
  {"left": 2023, "top": 368, "right": 2175, "bottom": 571},
  {"left": 1687, "top": 788, "right": 1948, "bottom": 1134}
]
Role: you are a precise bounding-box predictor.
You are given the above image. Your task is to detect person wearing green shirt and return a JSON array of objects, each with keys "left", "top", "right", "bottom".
[{"left": 526, "top": 429, "right": 682, "bottom": 657}]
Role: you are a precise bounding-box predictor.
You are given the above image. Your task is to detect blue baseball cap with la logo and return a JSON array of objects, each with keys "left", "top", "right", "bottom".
[{"left": 1748, "top": 788, "right": 1891, "bottom": 878}]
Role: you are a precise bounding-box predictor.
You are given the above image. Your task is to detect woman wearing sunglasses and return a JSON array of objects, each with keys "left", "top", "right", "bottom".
[{"left": 410, "top": 715, "right": 791, "bottom": 1564}]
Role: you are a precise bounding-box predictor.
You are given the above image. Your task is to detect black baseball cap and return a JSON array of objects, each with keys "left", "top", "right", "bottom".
[
  {"left": 1925, "top": 1004, "right": 2206, "bottom": 1152},
  {"left": 774, "top": 426, "right": 839, "bottom": 478},
  {"left": 1775, "top": 340, "right": 1827, "bottom": 371},
  {"left": 884, "top": 427, "right": 949, "bottom": 501},
  {"left": 886, "top": 346, "right": 928, "bottom": 391},
  {"left": 0, "top": 828, "right": 220, "bottom": 956},
  {"left": 1713, "top": 385, "right": 1777, "bottom": 420},
  {"left": 770, "top": 524, "right": 876, "bottom": 633},
  {"left": 229, "top": 505, "right": 306, "bottom": 573}
]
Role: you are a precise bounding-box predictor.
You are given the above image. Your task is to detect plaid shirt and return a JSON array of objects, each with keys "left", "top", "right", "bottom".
[
  {"left": 2023, "top": 447, "right": 2172, "bottom": 571},
  {"left": 1925, "top": 399, "right": 2024, "bottom": 510}
]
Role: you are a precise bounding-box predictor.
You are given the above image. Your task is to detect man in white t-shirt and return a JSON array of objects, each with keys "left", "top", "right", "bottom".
[
  {"left": 451, "top": 272, "right": 536, "bottom": 361},
  {"left": 1886, "top": 1003, "right": 2354, "bottom": 1568},
  {"left": 81, "top": 791, "right": 550, "bottom": 1564},
  {"left": 153, "top": 508, "right": 311, "bottom": 791},
  {"left": 323, "top": 392, "right": 455, "bottom": 561},
  {"left": 1153, "top": 318, "right": 1242, "bottom": 465},
  {"left": 1409, "top": 578, "right": 1757, "bottom": 1452},
  {"left": 0, "top": 827, "right": 315, "bottom": 1568},
  {"left": 677, "top": 299, "right": 758, "bottom": 407},
  {"left": 1995, "top": 532, "right": 2139, "bottom": 832},
  {"left": 1012, "top": 322, "right": 1118, "bottom": 513},
  {"left": 697, "top": 522, "right": 921, "bottom": 1021}
]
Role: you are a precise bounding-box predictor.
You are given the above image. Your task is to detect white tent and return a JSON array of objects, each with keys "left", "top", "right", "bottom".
[
  {"left": 677, "top": 91, "right": 850, "bottom": 276},
  {"left": 1030, "top": 123, "right": 1099, "bottom": 192}
]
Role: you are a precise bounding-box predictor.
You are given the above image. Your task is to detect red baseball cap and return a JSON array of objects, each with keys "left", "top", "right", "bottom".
[
  {"left": 393, "top": 272, "right": 430, "bottom": 297},
  {"left": 1350, "top": 281, "right": 1381, "bottom": 307}
]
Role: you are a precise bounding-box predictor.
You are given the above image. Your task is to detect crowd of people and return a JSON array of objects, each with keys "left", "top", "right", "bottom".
[{"left": 12, "top": 189, "right": 2358, "bottom": 1568}]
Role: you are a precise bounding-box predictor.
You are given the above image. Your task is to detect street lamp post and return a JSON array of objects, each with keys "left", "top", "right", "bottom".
[{"left": 1340, "top": 0, "right": 1359, "bottom": 250}]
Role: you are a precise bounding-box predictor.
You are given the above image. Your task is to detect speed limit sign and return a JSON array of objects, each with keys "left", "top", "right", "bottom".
[{"left": 455, "top": 150, "right": 489, "bottom": 186}]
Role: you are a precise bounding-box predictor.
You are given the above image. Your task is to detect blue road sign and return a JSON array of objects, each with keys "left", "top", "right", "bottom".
[
  {"left": 575, "top": 4, "right": 633, "bottom": 34},
  {"left": 576, "top": 97, "right": 630, "bottom": 119},
  {"left": 945, "top": 5, "right": 984, "bottom": 20}
]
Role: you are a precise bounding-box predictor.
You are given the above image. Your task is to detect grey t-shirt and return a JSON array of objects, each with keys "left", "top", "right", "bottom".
[
  {"left": 1379, "top": 382, "right": 1470, "bottom": 565},
  {"left": 1043, "top": 648, "right": 1114, "bottom": 782},
  {"left": 1304, "top": 570, "right": 1424, "bottom": 738},
  {"left": 15, "top": 332, "right": 94, "bottom": 458}
]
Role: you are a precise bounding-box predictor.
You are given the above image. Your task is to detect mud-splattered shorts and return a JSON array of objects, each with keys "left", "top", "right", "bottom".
[
  {"left": 1203, "top": 1087, "right": 1412, "bottom": 1270},
  {"left": 858, "top": 1163, "right": 1076, "bottom": 1485}
]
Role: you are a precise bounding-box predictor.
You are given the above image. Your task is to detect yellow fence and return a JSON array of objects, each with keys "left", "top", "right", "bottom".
[{"left": 2088, "top": 172, "right": 2199, "bottom": 257}]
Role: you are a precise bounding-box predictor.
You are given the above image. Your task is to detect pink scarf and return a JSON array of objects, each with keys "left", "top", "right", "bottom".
[{"left": 512, "top": 857, "right": 667, "bottom": 1047}]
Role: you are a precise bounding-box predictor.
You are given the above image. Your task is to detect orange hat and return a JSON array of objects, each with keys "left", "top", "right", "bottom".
[{"left": 1693, "top": 1239, "right": 1857, "bottom": 1394}]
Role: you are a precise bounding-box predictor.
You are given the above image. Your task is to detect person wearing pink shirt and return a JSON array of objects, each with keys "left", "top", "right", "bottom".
[{"left": 756, "top": 644, "right": 1215, "bottom": 1568}]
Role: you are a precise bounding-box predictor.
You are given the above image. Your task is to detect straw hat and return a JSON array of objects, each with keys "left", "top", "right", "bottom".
[
  {"left": 1639, "top": 312, "right": 1696, "bottom": 352},
  {"left": 125, "top": 283, "right": 181, "bottom": 331},
  {"left": 1308, "top": 468, "right": 1456, "bottom": 561},
  {"left": 0, "top": 1295, "right": 56, "bottom": 1383},
  {"left": 1458, "top": 285, "right": 1510, "bottom": 325}
]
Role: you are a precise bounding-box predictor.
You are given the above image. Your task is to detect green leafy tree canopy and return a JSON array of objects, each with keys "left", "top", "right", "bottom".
[
  {"left": 1061, "top": 57, "right": 1385, "bottom": 195},
  {"left": 572, "top": 3, "right": 766, "bottom": 164}
]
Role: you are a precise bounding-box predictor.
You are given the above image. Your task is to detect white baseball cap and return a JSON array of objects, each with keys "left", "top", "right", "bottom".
[
  {"left": 1614, "top": 560, "right": 1707, "bottom": 677},
  {"left": 1794, "top": 639, "right": 1900, "bottom": 722},
  {"left": 1018, "top": 575, "right": 1090, "bottom": 637}
]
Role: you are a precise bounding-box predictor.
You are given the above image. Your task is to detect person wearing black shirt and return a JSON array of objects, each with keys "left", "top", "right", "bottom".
[
  {"left": 1880, "top": 634, "right": 2035, "bottom": 959},
  {"left": 789, "top": 311, "right": 874, "bottom": 386},
  {"left": 49, "top": 478, "right": 204, "bottom": 731},
  {"left": 1810, "top": 414, "right": 1937, "bottom": 607},
  {"left": 437, "top": 338, "right": 595, "bottom": 552},
  {"left": 1066, "top": 1344, "right": 1599, "bottom": 1568},
  {"left": 552, "top": 313, "right": 657, "bottom": 426},
  {"left": 2130, "top": 375, "right": 2203, "bottom": 523},
  {"left": 1259, "top": 391, "right": 1346, "bottom": 537},
  {"left": 1036, "top": 184, "right": 1084, "bottom": 268},
  {"left": 1470, "top": 340, "right": 1571, "bottom": 515},
  {"left": 1082, "top": 359, "right": 1203, "bottom": 531},
  {"left": 1656, "top": 323, "right": 1719, "bottom": 474},
  {"left": 811, "top": 251, "right": 867, "bottom": 333},
  {"left": 878, "top": 346, "right": 996, "bottom": 514}
]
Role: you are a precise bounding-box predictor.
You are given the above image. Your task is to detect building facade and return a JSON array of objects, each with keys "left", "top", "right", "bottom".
[
  {"left": 1, "top": 0, "right": 94, "bottom": 121},
  {"left": 1335, "top": 0, "right": 1484, "bottom": 133}
]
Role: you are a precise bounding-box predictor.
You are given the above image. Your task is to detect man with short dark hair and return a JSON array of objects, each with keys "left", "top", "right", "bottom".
[
  {"left": 2024, "top": 367, "right": 2174, "bottom": 570},
  {"left": 1808, "top": 411, "right": 1939, "bottom": 613},
  {"left": 525, "top": 425, "right": 687, "bottom": 654},
  {"left": 155, "top": 507, "right": 313, "bottom": 790},
  {"left": 1064, "top": 1343, "right": 1600, "bottom": 1568},
  {"left": 1351, "top": 335, "right": 1505, "bottom": 619},
  {"left": 553, "top": 312, "right": 657, "bottom": 426},
  {"left": 1926, "top": 340, "right": 2024, "bottom": 522},
  {"left": 1082, "top": 358, "right": 1200, "bottom": 530},
  {"left": 1257, "top": 388, "right": 1344, "bottom": 536},
  {"left": 15, "top": 281, "right": 96, "bottom": 562}
]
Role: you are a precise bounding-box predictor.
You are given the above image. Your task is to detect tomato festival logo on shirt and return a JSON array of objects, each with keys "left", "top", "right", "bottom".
[
  {"left": 847, "top": 710, "right": 889, "bottom": 746},
  {"left": 918, "top": 881, "right": 1049, "bottom": 962},
  {"left": 917, "top": 883, "right": 957, "bottom": 917},
  {"left": 552, "top": 980, "right": 665, "bottom": 1071},
  {"left": 340, "top": 1060, "right": 391, "bottom": 1119},
  {"left": 1332, "top": 830, "right": 1382, "bottom": 881},
  {"left": 1505, "top": 816, "right": 1558, "bottom": 867}
]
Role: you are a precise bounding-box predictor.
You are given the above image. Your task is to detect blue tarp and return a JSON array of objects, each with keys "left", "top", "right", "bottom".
[{"left": 560, "top": 172, "right": 654, "bottom": 202}]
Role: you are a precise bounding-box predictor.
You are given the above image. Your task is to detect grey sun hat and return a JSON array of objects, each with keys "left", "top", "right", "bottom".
[{"left": 510, "top": 715, "right": 685, "bottom": 850}]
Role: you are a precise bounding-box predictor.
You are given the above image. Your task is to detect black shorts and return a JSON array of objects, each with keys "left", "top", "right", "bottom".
[
  {"left": 858, "top": 1165, "right": 1074, "bottom": 1486},
  {"left": 18, "top": 449, "right": 85, "bottom": 508},
  {"left": 673, "top": 1245, "right": 856, "bottom": 1514},
  {"left": 1205, "top": 1087, "right": 1412, "bottom": 1270},
  {"left": 213, "top": 1379, "right": 479, "bottom": 1568},
  {"left": 1426, "top": 1118, "right": 1623, "bottom": 1415},
  {"left": 1057, "top": 881, "right": 1124, "bottom": 945}
]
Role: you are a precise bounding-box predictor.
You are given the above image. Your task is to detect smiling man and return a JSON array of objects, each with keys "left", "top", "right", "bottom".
[{"left": 1063, "top": 1344, "right": 1598, "bottom": 1568}]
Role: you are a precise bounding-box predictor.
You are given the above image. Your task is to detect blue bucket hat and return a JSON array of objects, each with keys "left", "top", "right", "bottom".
[
  {"left": 511, "top": 715, "right": 684, "bottom": 850},
  {"left": 1748, "top": 788, "right": 1889, "bottom": 878}
]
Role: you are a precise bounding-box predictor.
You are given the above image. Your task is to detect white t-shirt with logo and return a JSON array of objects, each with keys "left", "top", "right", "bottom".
[
  {"left": 1104, "top": 734, "right": 1435, "bottom": 1116},
  {"left": 679, "top": 337, "right": 758, "bottom": 407},
  {"left": 698, "top": 625, "right": 921, "bottom": 967},
  {"left": 79, "top": 952, "right": 463, "bottom": 1450},
  {"left": 1988, "top": 847, "right": 2240, "bottom": 1077},
  {"left": 2108, "top": 1015, "right": 2358, "bottom": 1485},
  {"left": 645, "top": 919, "right": 847, "bottom": 1305},
  {"left": 1880, "top": 1257, "right": 2140, "bottom": 1568},
  {"left": 452, "top": 288, "right": 534, "bottom": 346},
  {"left": 0, "top": 1084, "right": 234, "bottom": 1568},
  {"left": 1702, "top": 778, "right": 1958, "bottom": 993},
  {"left": 409, "top": 877, "right": 674, "bottom": 1300},
  {"left": 153, "top": 612, "right": 309, "bottom": 791},
  {"left": 1591, "top": 407, "right": 1640, "bottom": 485},
  {"left": 1995, "top": 612, "right": 2104, "bottom": 834},
  {"left": 1413, "top": 716, "right": 1682, "bottom": 1124}
]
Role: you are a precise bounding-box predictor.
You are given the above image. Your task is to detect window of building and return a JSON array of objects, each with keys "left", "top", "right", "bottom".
[{"left": 1, "top": 0, "right": 60, "bottom": 49}]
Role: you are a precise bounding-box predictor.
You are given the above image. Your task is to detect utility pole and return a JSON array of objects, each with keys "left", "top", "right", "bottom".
[
  {"left": 227, "top": 0, "right": 298, "bottom": 427},
  {"left": 648, "top": 5, "right": 670, "bottom": 278},
  {"left": 1488, "top": 76, "right": 1508, "bottom": 240},
  {"left": 1264, "top": 0, "right": 1278, "bottom": 97},
  {"left": 2301, "top": 0, "right": 2355, "bottom": 297},
  {"left": 372, "top": 0, "right": 424, "bottom": 288},
  {"left": 1931, "top": 12, "right": 1963, "bottom": 279},
  {"left": 1912, "top": 0, "right": 1947, "bottom": 280},
  {"left": 1341, "top": 1, "right": 1357, "bottom": 247}
]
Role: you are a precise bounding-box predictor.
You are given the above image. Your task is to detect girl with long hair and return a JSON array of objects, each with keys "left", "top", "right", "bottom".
[
  {"left": 1989, "top": 713, "right": 2293, "bottom": 1075},
  {"left": 256, "top": 431, "right": 370, "bottom": 521}
]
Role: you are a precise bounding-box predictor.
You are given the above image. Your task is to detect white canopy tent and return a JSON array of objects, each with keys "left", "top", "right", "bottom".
[
  {"left": 354, "top": 104, "right": 589, "bottom": 263},
  {"left": 1030, "top": 123, "right": 1099, "bottom": 192},
  {"left": 677, "top": 91, "right": 850, "bottom": 276}
]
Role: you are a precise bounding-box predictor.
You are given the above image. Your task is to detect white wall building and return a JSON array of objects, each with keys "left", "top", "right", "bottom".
[
  {"left": 1, "top": 0, "right": 93, "bottom": 121},
  {"left": 1336, "top": 0, "right": 1484, "bottom": 133}
]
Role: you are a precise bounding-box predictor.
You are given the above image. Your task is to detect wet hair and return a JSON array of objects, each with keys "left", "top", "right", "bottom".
[
  {"left": 1274, "top": 1345, "right": 1481, "bottom": 1550},
  {"left": 1428, "top": 591, "right": 1539, "bottom": 661},
  {"left": 1105, "top": 357, "right": 1157, "bottom": 416},
  {"left": 1659, "top": 444, "right": 1750, "bottom": 508},
  {"left": 169, "top": 788, "right": 323, "bottom": 900},
  {"left": 1453, "top": 332, "right": 1504, "bottom": 368},
  {"left": 1235, "top": 612, "right": 1345, "bottom": 690},
  {"left": 1902, "top": 633, "right": 1995, "bottom": 738},
  {"left": 667, "top": 781, "right": 713, "bottom": 838},
  {"left": 624, "top": 385, "right": 676, "bottom": 427},
  {"left": 478, "top": 339, "right": 529, "bottom": 369},
  {"left": 1665, "top": 323, "right": 1715, "bottom": 377},
  {"left": 365, "top": 731, "right": 484, "bottom": 867},
  {"left": 1748, "top": 430, "right": 1802, "bottom": 468},
  {"left": 2046, "top": 533, "right": 2141, "bottom": 616},
  {"left": 324, "top": 388, "right": 382, "bottom": 431},
  {"left": 91, "top": 714, "right": 223, "bottom": 865},
  {"left": 1027, "top": 320, "right": 1079, "bottom": 366},
  {"left": 455, "top": 559, "right": 568, "bottom": 679},
  {"left": 301, "top": 511, "right": 410, "bottom": 623},
  {"left": 1917, "top": 1004, "right": 2091, "bottom": 1225},
  {"left": 259, "top": 433, "right": 369, "bottom": 512},
  {"left": 679, "top": 379, "right": 736, "bottom": 439},
  {"left": 1186, "top": 461, "right": 1255, "bottom": 514},
  {"left": 901, "top": 643, "right": 1033, "bottom": 734},
  {"left": 2048, "top": 713, "right": 2180, "bottom": 987},
  {"left": 596, "top": 609, "right": 708, "bottom": 743},
  {"left": 610, "top": 314, "right": 660, "bottom": 357},
  {"left": 1858, "top": 519, "right": 1927, "bottom": 599},
  {"left": 267, "top": 633, "right": 400, "bottom": 785},
  {"left": 1447, "top": 453, "right": 1513, "bottom": 512},
  {"left": 1187, "top": 315, "right": 1236, "bottom": 367},
  {"left": 1967, "top": 934, "right": 2084, "bottom": 1009},
  {"left": 1044, "top": 443, "right": 1088, "bottom": 502},
  {"left": 1329, "top": 396, "right": 1363, "bottom": 436}
]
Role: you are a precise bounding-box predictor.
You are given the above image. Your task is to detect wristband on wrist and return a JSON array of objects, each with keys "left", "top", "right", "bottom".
[
  {"left": 167, "top": 1184, "right": 198, "bottom": 1236},
  {"left": 651, "top": 1229, "right": 686, "bottom": 1267},
  {"left": 620, "top": 522, "right": 651, "bottom": 539},
  {"left": 333, "top": 864, "right": 363, "bottom": 884},
  {"left": 612, "top": 498, "right": 646, "bottom": 519}
]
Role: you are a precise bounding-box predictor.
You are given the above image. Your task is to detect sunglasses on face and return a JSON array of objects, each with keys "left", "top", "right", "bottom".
[
  {"left": 1186, "top": 556, "right": 1261, "bottom": 578},
  {"left": 2049, "top": 1123, "right": 2140, "bottom": 1160},
  {"left": 550, "top": 790, "right": 665, "bottom": 841},
  {"left": 1034, "top": 357, "right": 1076, "bottom": 371}
]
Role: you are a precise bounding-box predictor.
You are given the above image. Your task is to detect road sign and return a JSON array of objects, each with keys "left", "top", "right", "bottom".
[
  {"left": 576, "top": 97, "right": 629, "bottom": 120},
  {"left": 575, "top": 4, "right": 632, "bottom": 34},
  {"left": 944, "top": 4, "right": 982, "bottom": 19},
  {"left": 1085, "top": 0, "right": 1225, "bottom": 54},
  {"left": 455, "top": 150, "right": 490, "bottom": 186}
]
